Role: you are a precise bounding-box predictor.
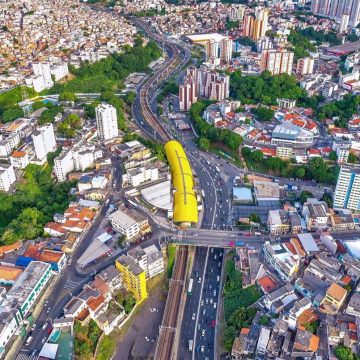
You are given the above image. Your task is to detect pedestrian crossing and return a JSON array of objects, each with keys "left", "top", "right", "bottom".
[
  {"left": 58, "top": 278, "right": 80, "bottom": 299},
  {"left": 17, "top": 353, "right": 36, "bottom": 360}
]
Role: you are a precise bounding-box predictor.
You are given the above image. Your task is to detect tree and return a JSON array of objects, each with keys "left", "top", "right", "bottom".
[
  {"left": 295, "top": 167, "right": 305, "bottom": 178},
  {"left": 198, "top": 137, "right": 210, "bottom": 150},
  {"left": 348, "top": 153, "right": 358, "bottom": 164},
  {"left": 321, "top": 192, "right": 333, "bottom": 208},
  {"left": 251, "top": 107, "right": 275, "bottom": 121},
  {"left": 334, "top": 346, "right": 355, "bottom": 360},
  {"left": 249, "top": 213, "right": 260, "bottom": 224},
  {"left": 1, "top": 106, "right": 24, "bottom": 123},
  {"left": 124, "top": 91, "right": 136, "bottom": 106},
  {"left": 329, "top": 151, "right": 338, "bottom": 161},
  {"left": 58, "top": 91, "right": 77, "bottom": 102},
  {"left": 117, "top": 234, "right": 126, "bottom": 247},
  {"left": 300, "top": 190, "right": 313, "bottom": 204}
]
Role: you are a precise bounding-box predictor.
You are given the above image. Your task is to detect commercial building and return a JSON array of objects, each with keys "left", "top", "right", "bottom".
[
  {"left": 260, "top": 50, "right": 294, "bottom": 75},
  {"left": 96, "top": 103, "right": 118, "bottom": 141},
  {"left": 311, "top": 0, "right": 360, "bottom": 27},
  {"left": 165, "top": 141, "right": 198, "bottom": 227},
  {"left": 302, "top": 198, "right": 331, "bottom": 231},
  {"left": 10, "top": 151, "right": 29, "bottom": 169},
  {"left": 271, "top": 122, "right": 314, "bottom": 148},
  {"left": 253, "top": 181, "right": 280, "bottom": 202},
  {"left": 32, "top": 123, "right": 57, "bottom": 161},
  {"left": 268, "top": 210, "right": 290, "bottom": 235},
  {"left": 296, "top": 57, "right": 315, "bottom": 76},
  {"left": 109, "top": 208, "right": 149, "bottom": 239},
  {"left": 334, "top": 166, "right": 360, "bottom": 212},
  {"left": 243, "top": 7, "right": 269, "bottom": 41},
  {"left": 276, "top": 147, "right": 294, "bottom": 159},
  {"left": 140, "top": 180, "right": 172, "bottom": 213},
  {"left": 0, "top": 164, "right": 16, "bottom": 192},
  {"left": 116, "top": 255, "right": 148, "bottom": 303}
]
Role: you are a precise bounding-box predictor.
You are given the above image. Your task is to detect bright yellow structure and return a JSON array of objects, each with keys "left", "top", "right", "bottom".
[
  {"left": 164, "top": 140, "right": 198, "bottom": 227},
  {"left": 116, "top": 255, "right": 148, "bottom": 303}
]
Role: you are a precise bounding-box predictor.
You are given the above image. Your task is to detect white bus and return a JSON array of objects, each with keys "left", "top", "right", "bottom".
[
  {"left": 201, "top": 189, "right": 205, "bottom": 199},
  {"left": 188, "top": 278, "right": 193, "bottom": 295},
  {"left": 188, "top": 339, "right": 193, "bottom": 351}
]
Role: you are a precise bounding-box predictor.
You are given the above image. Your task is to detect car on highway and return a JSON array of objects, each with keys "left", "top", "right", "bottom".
[
  {"left": 205, "top": 298, "right": 209, "bottom": 304},
  {"left": 213, "top": 290, "right": 216, "bottom": 296},
  {"left": 202, "top": 309, "right": 206, "bottom": 316},
  {"left": 192, "top": 313, "right": 195, "bottom": 320},
  {"left": 198, "top": 277, "right": 201, "bottom": 283},
  {"left": 214, "top": 302, "right": 217, "bottom": 309},
  {"left": 201, "top": 329, "right": 205, "bottom": 337},
  {"left": 41, "top": 337, "right": 47, "bottom": 344},
  {"left": 210, "top": 298, "right": 213, "bottom": 304},
  {"left": 200, "top": 345, "right": 205, "bottom": 353},
  {"left": 201, "top": 300, "right": 204, "bottom": 306},
  {"left": 25, "top": 336, "right": 33, "bottom": 346},
  {"left": 42, "top": 323, "right": 48, "bottom": 330}
]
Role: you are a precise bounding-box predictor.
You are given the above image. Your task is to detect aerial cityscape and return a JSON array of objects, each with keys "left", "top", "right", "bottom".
[{"left": 2, "top": 0, "right": 360, "bottom": 359}]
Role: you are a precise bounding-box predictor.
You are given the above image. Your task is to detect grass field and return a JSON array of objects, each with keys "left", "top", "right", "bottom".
[{"left": 167, "top": 243, "right": 176, "bottom": 278}]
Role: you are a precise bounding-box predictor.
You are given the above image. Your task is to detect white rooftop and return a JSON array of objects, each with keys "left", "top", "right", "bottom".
[
  {"left": 345, "top": 241, "right": 360, "bottom": 259},
  {"left": 298, "top": 233, "right": 319, "bottom": 252},
  {"left": 186, "top": 33, "right": 227, "bottom": 43},
  {"left": 141, "top": 180, "right": 172, "bottom": 211}
]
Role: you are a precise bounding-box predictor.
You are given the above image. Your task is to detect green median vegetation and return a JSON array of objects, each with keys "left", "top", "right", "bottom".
[
  {"left": 167, "top": 243, "right": 176, "bottom": 278},
  {"left": 223, "top": 253, "right": 261, "bottom": 351}
]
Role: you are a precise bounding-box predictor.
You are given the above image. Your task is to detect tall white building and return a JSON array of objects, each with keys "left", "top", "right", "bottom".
[
  {"left": 311, "top": 0, "right": 360, "bottom": 27},
  {"left": 50, "top": 63, "right": 69, "bottom": 81},
  {"left": 54, "top": 149, "right": 74, "bottom": 182},
  {"left": 32, "top": 123, "right": 57, "bottom": 161},
  {"left": 296, "top": 57, "right": 315, "bottom": 76},
  {"left": 0, "top": 164, "right": 16, "bottom": 192},
  {"left": 261, "top": 50, "right": 294, "bottom": 75},
  {"left": 334, "top": 166, "right": 360, "bottom": 212},
  {"left": 95, "top": 103, "right": 118, "bottom": 141},
  {"left": 72, "top": 146, "right": 103, "bottom": 172},
  {"left": 32, "top": 63, "right": 54, "bottom": 89},
  {"left": 0, "top": 133, "right": 20, "bottom": 157},
  {"left": 179, "top": 67, "right": 198, "bottom": 112}
]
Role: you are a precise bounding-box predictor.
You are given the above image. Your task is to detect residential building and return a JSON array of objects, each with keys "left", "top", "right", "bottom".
[
  {"left": 320, "top": 282, "right": 347, "bottom": 314},
  {"left": 345, "top": 293, "right": 360, "bottom": 317},
  {"left": 0, "top": 133, "right": 21, "bottom": 157},
  {"left": 179, "top": 68, "right": 198, "bottom": 111},
  {"left": 0, "top": 265, "right": 22, "bottom": 286},
  {"left": 311, "top": 0, "right": 360, "bottom": 27},
  {"left": 256, "top": 327, "right": 271, "bottom": 356},
  {"left": 109, "top": 208, "right": 149, "bottom": 239},
  {"left": 264, "top": 242, "right": 300, "bottom": 281},
  {"left": 288, "top": 297, "right": 312, "bottom": 330},
  {"left": 122, "top": 165, "right": 159, "bottom": 187},
  {"left": 51, "top": 62, "right": 69, "bottom": 81},
  {"left": 198, "top": 68, "right": 230, "bottom": 101},
  {"left": 260, "top": 50, "right": 294, "bottom": 75},
  {"left": 319, "top": 233, "right": 338, "bottom": 255},
  {"left": 0, "top": 164, "right": 16, "bottom": 192},
  {"left": 96, "top": 103, "right": 118, "bottom": 141},
  {"left": 296, "top": 57, "right": 315, "bottom": 76},
  {"left": 229, "top": 4, "right": 245, "bottom": 21},
  {"left": 127, "top": 244, "right": 164, "bottom": 279},
  {"left": 334, "top": 166, "right": 360, "bottom": 212},
  {"left": 231, "top": 328, "right": 250, "bottom": 359},
  {"left": 276, "top": 147, "right": 293, "bottom": 159},
  {"left": 32, "top": 123, "right": 57, "bottom": 161},
  {"left": 277, "top": 98, "right": 296, "bottom": 109},
  {"left": 243, "top": 7, "right": 269, "bottom": 41},
  {"left": 292, "top": 326, "right": 319, "bottom": 354},
  {"left": 116, "top": 255, "right": 148, "bottom": 303},
  {"left": 264, "top": 283, "right": 295, "bottom": 311},
  {"left": 32, "top": 63, "right": 54, "bottom": 89},
  {"left": 10, "top": 151, "right": 29, "bottom": 169},
  {"left": 54, "top": 149, "right": 74, "bottom": 182}
]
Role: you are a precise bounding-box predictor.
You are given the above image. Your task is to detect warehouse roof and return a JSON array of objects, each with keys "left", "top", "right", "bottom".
[{"left": 165, "top": 141, "right": 198, "bottom": 226}]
